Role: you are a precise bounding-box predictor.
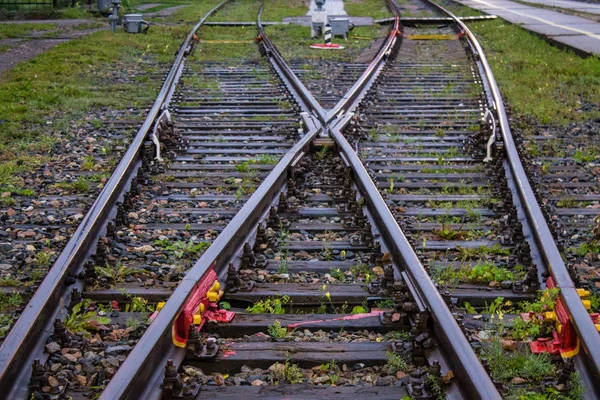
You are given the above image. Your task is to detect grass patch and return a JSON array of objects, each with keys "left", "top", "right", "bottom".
[
  {"left": 153, "top": 238, "right": 210, "bottom": 259},
  {"left": 266, "top": 24, "right": 384, "bottom": 62},
  {"left": 165, "top": 0, "right": 222, "bottom": 23},
  {"left": 247, "top": 295, "right": 290, "bottom": 314},
  {"left": 261, "top": 0, "right": 307, "bottom": 21},
  {"left": 434, "top": 0, "right": 600, "bottom": 124},
  {"left": 0, "top": 292, "right": 21, "bottom": 339},
  {"left": 0, "top": 23, "right": 56, "bottom": 38},
  {"left": 456, "top": 243, "right": 510, "bottom": 261},
  {"left": 483, "top": 337, "right": 555, "bottom": 383},
  {"left": 0, "top": 292, "right": 22, "bottom": 313},
  {"left": 567, "top": 242, "right": 600, "bottom": 257},
  {"left": 465, "top": 19, "right": 600, "bottom": 124},
  {"left": 0, "top": 26, "right": 189, "bottom": 186},
  {"left": 434, "top": 261, "right": 524, "bottom": 285},
  {"left": 191, "top": 26, "right": 260, "bottom": 62},
  {"left": 345, "top": 0, "right": 393, "bottom": 19}
]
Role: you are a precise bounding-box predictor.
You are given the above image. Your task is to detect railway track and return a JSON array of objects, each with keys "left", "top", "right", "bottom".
[{"left": 0, "top": 0, "right": 599, "bottom": 399}]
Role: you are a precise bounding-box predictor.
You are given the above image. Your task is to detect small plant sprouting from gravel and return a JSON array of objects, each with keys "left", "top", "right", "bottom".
[
  {"left": 124, "top": 296, "right": 152, "bottom": 313},
  {"left": 482, "top": 337, "right": 555, "bottom": 383},
  {"left": 81, "top": 155, "right": 96, "bottom": 171},
  {"left": 267, "top": 320, "right": 288, "bottom": 339},
  {"left": 246, "top": 295, "right": 290, "bottom": 314},
  {"left": 64, "top": 300, "right": 112, "bottom": 337},
  {"left": 284, "top": 359, "right": 305, "bottom": 384},
  {"left": 385, "top": 351, "right": 412, "bottom": 374},
  {"left": 95, "top": 261, "right": 139, "bottom": 286},
  {"left": 351, "top": 305, "right": 367, "bottom": 314}
]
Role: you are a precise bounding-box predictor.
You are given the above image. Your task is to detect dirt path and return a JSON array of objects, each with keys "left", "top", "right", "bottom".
[
  {"left": 0, "top": 20, "right": 106, "bottom": 76},
  {"left": 0, "top": 18, "right": 93, "bottom": 26}
]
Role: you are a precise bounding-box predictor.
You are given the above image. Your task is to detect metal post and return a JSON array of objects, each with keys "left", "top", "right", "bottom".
[
  {"left": 324, "top": 23, "right": 332, "bottom": 44},
  {"left": 109, "top": 0, "right": 121, "bottom": 32}
]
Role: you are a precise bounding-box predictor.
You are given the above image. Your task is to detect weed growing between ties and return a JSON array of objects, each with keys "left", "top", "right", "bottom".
[
  {"left": 267, "top": 319, "right": 288, "bottom": 338},
  {"left": 434, "top": 262, "right": 526, "bottom": 287},
  {"left": 0, "top": 292, "right": 22, "bottom": 339},
  {"left": 460, "top": 286, "right": 587, "bottom": 397},
  {"left": 246, "top": 295, "right": 290, "bottom": 314},
  {"left": 64, "top": 299, "right": 112, "bottom": 337},
  {"left": 483, "top": 337, "right": 554, "bottom": 382}
]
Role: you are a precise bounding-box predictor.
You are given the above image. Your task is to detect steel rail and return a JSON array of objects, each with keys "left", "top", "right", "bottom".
[
  {"left": 260, "top": 2, "right": 499, "bottom": 396},
  {"left": 256, "top": 4, "right": 326, "bottom": 120},
  {"left": 98, "top": 5, "right": 406, "bottom": 398},
  {"left": 0, "top": 1, "right": 230, "bottom": 398},
  {"left": 424, "top": 0, "right": 600, "bottom": 381},
  {"left": 328, "top": 117, "right": 501, "bottom": 399},
  {"left": 324, "top": 0, "right": 401, "bottom": 123},
  {"left": 100, "top": 113, "right": 322, "bottom": 399},
  {"left": 257, "top": 0, "right": 401, "bottom": 125}
]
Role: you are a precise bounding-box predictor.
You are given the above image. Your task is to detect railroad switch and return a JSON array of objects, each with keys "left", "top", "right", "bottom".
[
  {"left": 529, "top": 277, "right": 599, "bottom": 358},
  {"left": 170, "top": 269, "right": 235, "bottom": 348}
]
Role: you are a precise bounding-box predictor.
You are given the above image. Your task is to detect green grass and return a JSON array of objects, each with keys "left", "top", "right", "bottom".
[
  {"left": 434, "top": 261, "right": 524, "bottom": 286},
  {"left": 471, "top": 19, "right": 600, "bottom": 124},
  {"left": 165, "top": 0, "right": 222, "bottom": 23},
  {"left": 209, "top": 0, "right": 261, "bottom": 22},
  {"left": 0, "top": 23, "right": 56, "bottom": 39},
  {"left": 191, "top": 26, "right": 260, "bottom": 61},
  {"left": 483, "top": 337, "right": 555, "bottom": 383},
  {"left": 266, "top": 24, "right": 384, "bottom": 62},
  {"left": 261, "top": 0, "right": 307, "bottom": 21},
  {"left": 0, "top": 26, "right": 190, "bottom": 186},
  {"left": 0, "top": 292, "right": 22, "bottom": 339},
  {"left": 0, "top": 292, "right": 22, "bottom": 313},
  {"left": 345, "top": 0, "right": 393, "bottom": 19},
  {"left": 451, "top": 15, "right": 600, "bottom": 124},
  {"left": 568, "top": 242, "right": 600, "bottom": 257},
  {"left": 432, "top": 0, "right": 600, "bottom": 125}
]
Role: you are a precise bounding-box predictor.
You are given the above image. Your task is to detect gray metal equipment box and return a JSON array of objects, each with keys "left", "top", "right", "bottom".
[
  {"left": 123, "top": 14, "right": 149, "bottom": 34},
  {"left": 329, "top": 18, "right": 350, "bottom": 39}
]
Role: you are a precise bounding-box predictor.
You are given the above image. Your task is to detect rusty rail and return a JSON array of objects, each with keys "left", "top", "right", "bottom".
[
  {"left": 0, "top": 1, "right": 230, "bottom": 398},
  {"left": 424, "top": 0, "right": 600, "bottom": 385},
  {"left": 99, "top": 114, "right": 322, "bottom": 399}
]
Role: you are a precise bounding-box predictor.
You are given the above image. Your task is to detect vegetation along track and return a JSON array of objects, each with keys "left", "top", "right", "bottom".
[{"left": 0, "top": 0, "right": 598, "bottom": 399}]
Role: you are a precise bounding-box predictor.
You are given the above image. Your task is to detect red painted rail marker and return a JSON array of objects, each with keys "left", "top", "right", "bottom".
[
  {"left": 310, "top": 43, "right": 344, "bottom": 50},
  {"left": 529, "top": 277, "right": 600, "bottom": 358},
  {"left": 150, "top": 264, "right": 235, "bottom": 348}
]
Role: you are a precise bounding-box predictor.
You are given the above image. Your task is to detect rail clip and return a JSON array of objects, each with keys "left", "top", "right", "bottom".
[
  {"left": 528, "top": 277, "right": 600, "bottom": 358},
  {"left": 170, "top": 267, "right": 235, "bottom": 348}
]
